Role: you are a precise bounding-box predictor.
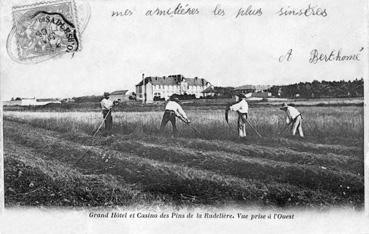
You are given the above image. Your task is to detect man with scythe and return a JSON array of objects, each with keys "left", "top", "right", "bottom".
[
  {"left": 100, "top": 92, "right": 118, "bottom": 136},
  {"left": 280, "top": 103, "right": 304, "bottom": 138},
  {"left": 160, "top": 95, "right": 190, "bottom": 137},
  {"left": 226, "top": 94, "right": 249, "bottom": 138}
]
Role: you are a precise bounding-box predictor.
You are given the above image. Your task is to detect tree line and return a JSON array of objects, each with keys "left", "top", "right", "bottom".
[{"left": 267, "top": 78, "right": 364, "bottom": 98}]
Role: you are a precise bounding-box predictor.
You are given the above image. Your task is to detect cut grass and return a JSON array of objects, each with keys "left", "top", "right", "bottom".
[
  {"left": 3, "top": 105, "right": 364, "bottom": 208},
  {"left": 4, "top": 119, "right": 364, "bottom": 208}
]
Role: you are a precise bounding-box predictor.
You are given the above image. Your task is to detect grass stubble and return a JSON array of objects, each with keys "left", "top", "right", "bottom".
[{"left": 3, "top": 106, "right": 364, "bottom": 209}]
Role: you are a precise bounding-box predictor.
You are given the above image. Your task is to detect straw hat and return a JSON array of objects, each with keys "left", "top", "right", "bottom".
[
  {"left": 238, "top": 93, "right": 246, "bottom": 99},
  {"left": 280, "top": 103, "right": 288, "bottom": 110},
  {"left": 170, "top": 95, "right": 180, "bottom": 102}
]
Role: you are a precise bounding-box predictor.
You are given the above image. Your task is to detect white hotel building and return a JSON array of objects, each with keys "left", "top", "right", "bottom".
[{"left": 136, "top": 74, "right": 212, "bottom": 103}]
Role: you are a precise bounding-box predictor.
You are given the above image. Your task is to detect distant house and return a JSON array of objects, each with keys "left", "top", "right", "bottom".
[
  {"left": 61, "top": 98, "right": 75, "bottom": 103},
  {"left": 277, "top": 87, "right": 282, "bottom": 97},
  {"left": 202, "top": 86, "right": 217, "bottom": 97},
  {"left": 109, "top": 90, "right": 129, "bottom": 102},
  {"left": 36, "top": 98, "right": 61, "bottom": 105},
  {"left": 251, "top": 91, "right": 272, "bottom": 98},
  {"left": 202, "top": 86, "right": 234, "bottom": 98},
  {"left": 234, "top": 85, "right": 271, "bottom": 95},
  {"left": 3, "top": 97, "right": 36, "bottom": 106},
  {"left": 136, "top": 74, "right": 211, "bottom": 103},
  {"left": 234, "top": 85, "right": 256, "bottom": 94},
  {"left": 232, "top": 85, "right": 272, "bottom": 101},
  {"left": 3, "top": 97, "right": 60, "bottom": 106}
]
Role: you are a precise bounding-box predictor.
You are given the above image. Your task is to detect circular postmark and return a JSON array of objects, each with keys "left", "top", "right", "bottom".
[
  {"left": 16, "top": 11, "right": 79, "bottom": 58},
  {"left": 8, "top": 0, "right": 90, "bottom": 63}
]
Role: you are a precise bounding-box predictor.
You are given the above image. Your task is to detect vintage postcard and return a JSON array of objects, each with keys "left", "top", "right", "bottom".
[{"left": 0, "top": 0, "right": 368, "bottom": 233}]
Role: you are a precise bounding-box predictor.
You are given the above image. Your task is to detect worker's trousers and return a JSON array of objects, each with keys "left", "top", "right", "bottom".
[
  {"left": 160, "top": 110, "right": 177, "bottom": 136},
  {"left": 291, "top": 115, "right": 304, "bottom": 137},
  {"left": 238, "top": 113, "right": 248, "bottom": 138},
  {"left": 102, "top": 109, "right": 113, "bottom": 132}
]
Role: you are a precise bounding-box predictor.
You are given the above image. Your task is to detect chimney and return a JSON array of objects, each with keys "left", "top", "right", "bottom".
[{"left": 142, "top": 73, "right": 145, "bottom": 104}]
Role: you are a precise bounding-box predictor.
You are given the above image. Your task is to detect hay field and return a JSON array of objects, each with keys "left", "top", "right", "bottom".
[{"left": 3, "top": 106, "right": 364, "bottom": 208}]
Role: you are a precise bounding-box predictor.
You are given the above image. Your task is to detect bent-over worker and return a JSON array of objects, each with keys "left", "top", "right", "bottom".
[
  {"left": 280, "top": 103, "right": 304, "bottom": 138},
  {"left": 160, "top": 95, "right": 190, "bottom": 136}
]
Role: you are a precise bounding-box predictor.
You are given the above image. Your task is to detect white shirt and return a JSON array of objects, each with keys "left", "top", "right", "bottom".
[
  {"left": 285, "top": 106, "right": 301, "bottom": 124},
  {"left": 230, "top": 99, "right": 249, "bottom": 114},
  {"left": 165, "top": 101, "right": 188, "bottom": 119},
  {"left": 101, "top": 98, "right": 113, "bottom": 110}
]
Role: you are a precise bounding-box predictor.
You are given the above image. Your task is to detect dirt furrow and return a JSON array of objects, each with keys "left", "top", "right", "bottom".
[
  {"left": 132, "top": 136, "right": 362, "bottom": 175},
  {"left": 5, "top": 138, "right": 347, "bottom": 208},
  {"left": 5, "top": 120, "right": 359, "bottom": 207},
  {"left": 4, "top": 120, "right": 364, "bottom": 204},
  {"left": 4, "top": 139, "right": 165, "bottom": 207},
  {"left": 103, "top": 138, "right": 363, "bottom": 194},
  {"left": 12, "top": 115, "right": 360, "bottom": 175}
]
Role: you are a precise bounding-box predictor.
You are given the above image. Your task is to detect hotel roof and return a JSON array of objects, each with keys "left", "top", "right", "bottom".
[{"left": 136, "top": 75, "right": 209, "bottom": 86}]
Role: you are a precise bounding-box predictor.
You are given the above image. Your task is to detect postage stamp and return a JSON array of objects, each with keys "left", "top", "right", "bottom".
[{"left": 12, "top": 0, "right": 81, "bottom": 61}]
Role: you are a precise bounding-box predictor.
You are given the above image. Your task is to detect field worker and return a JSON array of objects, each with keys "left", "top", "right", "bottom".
[
  {"left": 160, "top": 95, "right": 190, "bottom": 136},
  {"left": 229, "top": 94, "right": 249, "bottom": 138},
  {"left": 100, "top": 92, "right": 114, "bottom": 135},
  {"left": 280, "top": 103, "right": 304, "bottom": 138}
]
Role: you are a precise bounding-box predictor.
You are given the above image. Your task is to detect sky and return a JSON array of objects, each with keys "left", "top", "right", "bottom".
[{"left": 0, "top": 0, "right": 367, "bottom": 100}]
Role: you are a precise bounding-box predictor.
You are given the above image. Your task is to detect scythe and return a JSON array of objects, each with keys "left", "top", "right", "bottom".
[
  {"left": 74, "top": 101, "right": 119, "bottom": 166},
  {"left": 225, "top": 104, "right": 235, "bottom": 131},
  {"left": 176, "top": 115, "right": 202, "bottom": 137}
]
